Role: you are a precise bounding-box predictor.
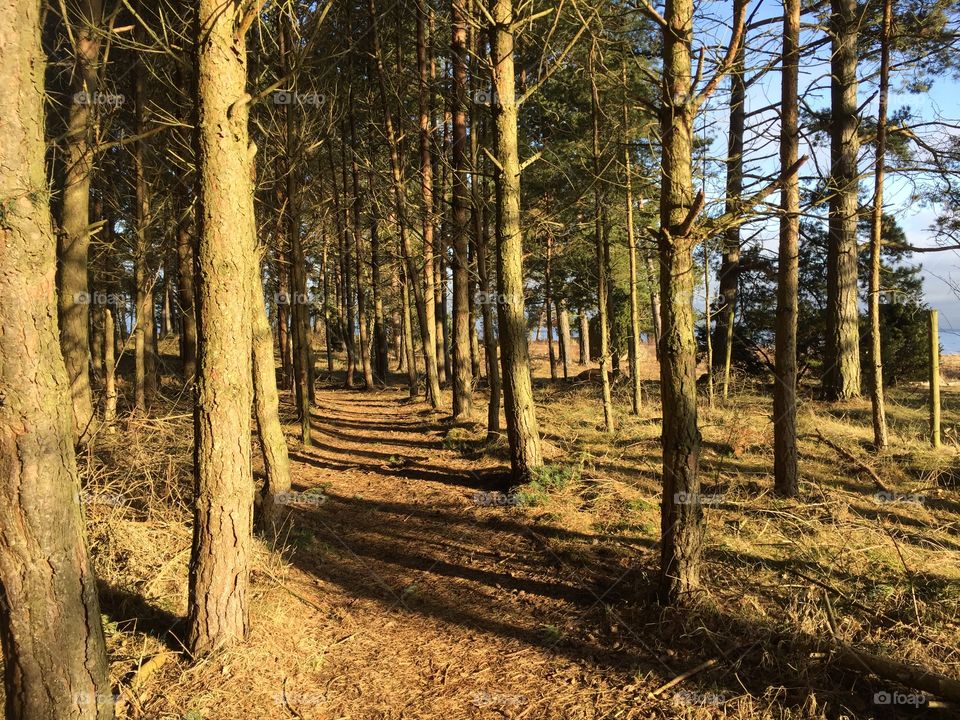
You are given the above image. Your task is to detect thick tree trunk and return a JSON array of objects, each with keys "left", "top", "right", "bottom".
[
  {"left": 369, "top": 169, "right": 390, "bottom": 383},
  {"left": 774, "top": 0, "right": 801, "bottom": 497},
  {"left": 657, "top": 0, "right": 702, "bottom": 605},
  {"left": 490, "top": 0, "right": 543, "bottom": 479},
  {"left": 57, "top": 0, "right": 102, "bottom": 442},
  {"left": 716, "top": 0, "right": 746, "bottom": 399},
  {"left": 339, "top": 137, "right": 357, "bottom": 390},
  {"left": 824, "top": 0, "right": 862, "bottom": 400},
  {"left": 590, "top": 46, "right": 615, "bottom": 433},
  {"left": 868, "top": 0, "right": 891, "bottom": 450},
  {"left": 188, "top": 0, "right": 256, "bottom": 655},
  {"left": 451, "top": 0, "right": 474, "bottom": 420},
  {"left": 0, "top": 2, "right": 114, "bottom": 713}
]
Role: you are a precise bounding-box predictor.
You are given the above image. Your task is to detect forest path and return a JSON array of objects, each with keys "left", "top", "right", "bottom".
[{"left": 255, "top": 383, "right": 660, "bottom": 720}]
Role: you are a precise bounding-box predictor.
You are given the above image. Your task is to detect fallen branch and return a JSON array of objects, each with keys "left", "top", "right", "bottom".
[
  {"left": 811, "top": 430, "right": 892, "bottom": 494},
  {"left": 829, "top": 641, "right": 960, "bottom": 702},
  {"left": 649, "top": 658, "right": 717, "bottom": 697}
]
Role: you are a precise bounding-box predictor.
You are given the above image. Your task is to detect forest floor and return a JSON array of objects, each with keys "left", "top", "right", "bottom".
[{"left": 28, "top": 343, "right": 960, "bottom": 719}]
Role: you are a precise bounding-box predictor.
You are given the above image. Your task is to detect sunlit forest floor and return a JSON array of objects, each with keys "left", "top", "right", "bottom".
[{"left": 55, "top": 341, "right": 960, "bottom": 719}]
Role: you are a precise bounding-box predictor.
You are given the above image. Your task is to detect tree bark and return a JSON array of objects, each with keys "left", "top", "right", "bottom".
[
  {"left": 716, "top": 0, "right": 746, "bottom": 399},
  {"left": 252, "top": 250, "right": 292, "bottom": 533},
  {"left": 774, "top": 0, "right": 801, "bottom": 497},
  {"left": 824, "top": 0, "right": 862, "bottom": 400},
  {"left": 623, "top": 63, "right": 642, "bottom": 414},
  {"left": 578, "top": 309, "right": 590, "bottom": 364},
  {"left": 868, "top": 0, "right": 891, "bottom": 450},
  {"left": 557, "top": 300, "right": 572, "bottom": 380},
  {"left": 657, "top": 0, "right": 703, "bottom": 605},
  {"left": 56, "top": 0, "right": 103, "bottom": 441},
  {"left": 370, "top": 0, "right": 440, "bottom": 404},
  {"left": 451, "top": 0, "right": 474, "bottom": 420},
  {"left": 545, "top": 231, "right": 558, "bottom": 381},
  {"left": 0, "top": 1, "right": 113, "bottom": 712},
  {"left": 188, "top": 0, "right": 256, "bottom": 655},
  {"left": 177, "top": 198, "right": 198, "bottom": 381},
  {"left": 490, "top": 0, "right": 543, "bottom": 479},
  {"left": 590, "top": 45, "right": 615, "bottom": 433}
]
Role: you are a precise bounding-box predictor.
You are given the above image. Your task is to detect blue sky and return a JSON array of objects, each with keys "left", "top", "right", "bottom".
[{"left": 689, "top": 0, "right": 960, "bottom": 350}]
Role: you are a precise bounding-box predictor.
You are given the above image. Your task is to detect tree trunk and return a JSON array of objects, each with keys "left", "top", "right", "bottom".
[
  {"left": 623, "top": 63, "right": 642, "bottom": 414},
  {"left": 545, "top": 232, "right": 557, "bottom": 381},
  {"left": 578, "top": 310, "right": 589, "bottom": 364},
  {"left": 369, "top": 169, "right": 390, "bottom": 383},
  {"left": 56, "top": 0, "right": 102, "bottom": 442},
  {"left": 657, "top": 0, "right": 703, "bottom": 605},
  {"left": 451, "top": 0, "right": 474, "bottom": 420},
  {"left": 177, "top": 198, "right": 198, "bottom": 381},
  {"left": 590, "top": 45, "right": 615, "bottom": 433},
  {"left": 188, "top": 0, "right": 256, "bottom": 655},
  {"left": 252, "top": 250, "right": 292, "bottom": 533},
  {"left": 645, "top": 255, "right": 662, "bottom": 359},
  {"left": 716, "top": 0, "right": 745, "bottom": 400},
  {"left": 0, "top": 1, "right": 113, "bottom": 712},
  {"left": 824, "top": 0, "right": 862, "bottom": 400},
  {"left": 370, "top": 0, "right": 440, "bottom": 405},
  {"left": 867, "top": 0, "right": 891, "bottom": 450},
  {"left": 490, "top": 0, "right": 543, "bottom": 479},
  {"left": 774, "top": 0, "right": 801, "bottom": 497},
  {"left": 557, "top": 300, "right": 572, "bottom": 380}
]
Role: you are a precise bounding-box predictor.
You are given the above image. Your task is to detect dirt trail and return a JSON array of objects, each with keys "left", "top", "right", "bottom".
[{"left": 259, "top": 384, "right": 660, "bottom": 720}]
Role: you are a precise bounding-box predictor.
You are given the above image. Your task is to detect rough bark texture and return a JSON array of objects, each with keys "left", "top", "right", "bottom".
[
  {"left": 490, "top": 0, "right": 543, "bottom": 479},
  {"left": 56, "top": 0, "right": 103, "bottom": 441},
  {"left": 657, "top": 0, "right": 703, "bottom": 605},
  {"left": 930, "top": 310, "right": 941, "bottom": 448},
  {"left": 774, "top": 0, "right": 801, "bottom": 497},
  {"left": 557, "top": 301, "right": 571, "bottom": 380},
  {"left": 187, "top": 0, "right": 256, "bottom": 655},
  {"left": 578, "top": 310, "right": 589, "bottom": 364},
  {"left": 0, "top": 1, "right": 114, "bottom": 714},
  {"left": 824, "top": 0, "right": 862, "bottom": 400}
]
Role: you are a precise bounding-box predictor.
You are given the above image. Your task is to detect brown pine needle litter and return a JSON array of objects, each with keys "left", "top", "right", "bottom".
[{"left": 21, "top": 343, "right": 959, "bottom": 719}]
